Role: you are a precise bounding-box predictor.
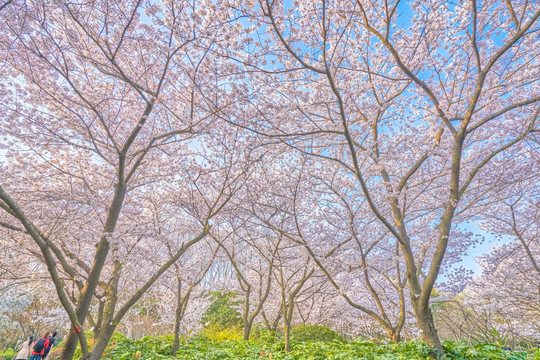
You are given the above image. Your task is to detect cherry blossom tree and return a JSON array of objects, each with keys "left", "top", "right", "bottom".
[
  {"left": 223, "top": 0, "right": 540, "bottom": 353},
  {"left": 245, "top": 153, "right": 410, "bottom": 342},
  {"left": 211, "top": 228, "right": 278, "bottom": 341},
  {"left": 462, "top": 149, "right": 540, "bottom": 346},
  {"left": 169, "top": 242, "right": 217, "bottom": 355},
  {"left": 482, "top": 169, "right": 540, "bottom": 296},
  {"left": 0, "top": 0, "right": 248, "bottom": 359},
  {"left": 272, "top": 250, "right": 316, "bottom": 352}
]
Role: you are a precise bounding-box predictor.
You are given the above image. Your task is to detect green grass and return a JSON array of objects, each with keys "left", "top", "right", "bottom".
[
  {"left": 92, "top": 335, "right": 540, "bottom": 360},
  {"left": 4, "top": 333, "right": 538, "bottom": 359}
]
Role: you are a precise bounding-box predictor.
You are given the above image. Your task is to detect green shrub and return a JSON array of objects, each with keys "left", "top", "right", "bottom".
[
  {"left": 0, "top": 347, "right": 16, "bottom": 360},
  {"left": 291, "top": 324, "right": 344, "bottom": 343},
  {"left": 110, "top": 332, "right": 128, "bottom": 343},
  {"left": 248, "top": 325, "right": 280, "bottom": 343},
  {"left": 442, "top": 341, "right": 530, "bottom": 360},
  {"left": 201, "top": 291, "right": 243, "bottom": 329}
]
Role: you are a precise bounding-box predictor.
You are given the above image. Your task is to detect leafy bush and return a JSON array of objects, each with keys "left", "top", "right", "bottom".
[
  {"left": 291, "top": 325, "right": 344, "bottom": 343},
  {"left": 201, "top": 291, "right": 243, "bottom": 329},
  {"left": 442, "top": 341, "right": 531, "bottom": 360},
  {"left": 248, "top": 325, "right": 280, "bottom": 343},
  {"left": 110, "top": 332, "right": 128, "bottom": 344},
  {"left": 103, "top": 335, "right": 171, "bottom": 359},
  {"left": 0, "top": 347, "right": 16, "bottom": 360}
]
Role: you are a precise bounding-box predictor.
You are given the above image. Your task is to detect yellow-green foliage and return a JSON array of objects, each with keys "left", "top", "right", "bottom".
[
  {"left": 0, "top": 347, "right": 16, "bottom": 360},
  {"left": 201, "top": 325, "right": 243, "bottom": 342}
]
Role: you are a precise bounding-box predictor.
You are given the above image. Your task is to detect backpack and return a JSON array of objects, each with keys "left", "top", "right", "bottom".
[
  {"left": 33, "top": 338, "right": 46, "bottom": 353},
  {"left": 43, "top": 337, "right": 55, "bottom": 356}
]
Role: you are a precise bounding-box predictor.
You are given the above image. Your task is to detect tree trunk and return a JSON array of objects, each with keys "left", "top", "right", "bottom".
[
  {"left": 60, "top": 328, "right": 79, "bottom": 360},
  {"left": 242, "top": 289, "right": 250, "bottom": 341},
  {"left": 61, "top": 184, "right": 126, "bottom": 360},
  {"left": 87, "top": 324, "right": 117, "bottom": 360},
  {"left": 93, "top": 301, "right": 105, "bottom": 344},
  {"left": 243, "top": 321, "right": 252, "bottom": 341},
  {"left": 261, "top": 310, "right": 272, "bottom": 331},
  {"left": 415, "top": 305, "right": 443, "bottom": 354},
  {"left": 172, "top": 317, "right": 182, "bottom": 355},
  {"left": 59, "top": 242, "right": 111, "bottom": 360},
  {"left": 83, "top": 264, "right": 121, "bottom": 360},
  {"left": 284, "top": 319, "right": 291, "bottom": 352},
  {"left": 172, "top": 279, "right": 183, "bottom": 356}
]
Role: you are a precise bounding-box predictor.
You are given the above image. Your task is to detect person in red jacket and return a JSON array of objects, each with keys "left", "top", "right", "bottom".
[
  {"left": 29, "top": 331, "right": 50, "bottom": 360},
  {"left": 43, "top": 331, "right": 57, "bottom": 360}
]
